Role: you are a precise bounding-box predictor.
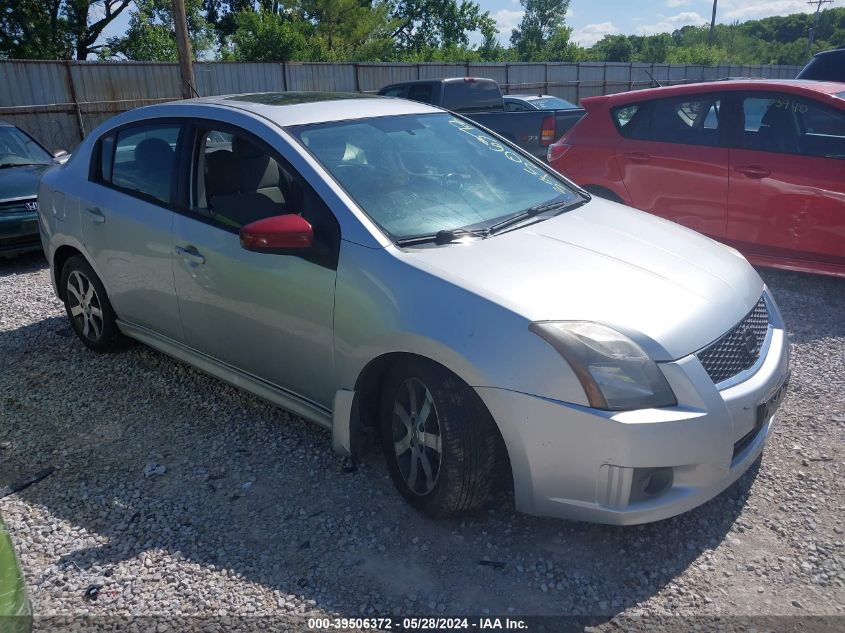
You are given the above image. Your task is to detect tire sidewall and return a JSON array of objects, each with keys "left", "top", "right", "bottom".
[
  {"left": 60, "top": 255, "right": 123, "bottom": 353},
  {"left": 379, "top": 358, "right": 481, "bottom": 518}
]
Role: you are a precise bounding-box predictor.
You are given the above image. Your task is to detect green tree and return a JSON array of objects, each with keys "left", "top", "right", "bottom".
[
  {"left": 510, "top": 0, "right": 570, "bottom": 61},
  {"left": 666, "top": 42, "right": 727, "bottom": 65},
  {"left": 0, "top": 0, "right": 131, "bottom": 60},
  {"left": 591, "top": 34, "right": 634, "bottom": 62},
  {"left": 389, "top": 0, "right": 497, "bottom": 53},
  {"left": 541, "top": 26, "right": 579, "bottom": 61},
  {"left": 224, "top": 9, "right": 314, "bottom": 61},
  {"left": 297, "top": 0, "right": 397, "bottom": 59},
  {"left": 478, "top": 20, "right": 506, "bottom": 61},
  {"left": 102, "top": 0, "right": 213, "bottom": 61}
]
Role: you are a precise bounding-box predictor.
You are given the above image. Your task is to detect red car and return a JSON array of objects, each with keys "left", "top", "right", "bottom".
[{"left": 548, "top": 80, "right": 845, "bottom": 277}]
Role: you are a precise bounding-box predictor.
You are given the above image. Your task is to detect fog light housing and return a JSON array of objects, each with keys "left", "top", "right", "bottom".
[{"left": 630, "top": 467, "right": 674, "bottom": 503}]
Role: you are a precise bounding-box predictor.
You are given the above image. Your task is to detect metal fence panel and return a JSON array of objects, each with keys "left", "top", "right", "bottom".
[
  {"left": 507, "top": 64, "right": 547, "bottom": 92},
  {"left": 286, "top": 63, "right": 357, "bottom": 91},
  {"left": 194, "top": 62, "right": 284, "bottom": 96},
  {"left": 0, "top": 60, "right": 70, "bottom": 107},
  {"left": 356, "top": 63, "right": 418, "bottom": 92},
  {"left": 604, "top": 62, "right": 632, "bottom": 94},
  {"left": 468, "top": 63, "right": 507, "bottom": 85},
  {"left": 1, "top": 111, "right": 81, "bottom": 152},
  {"left": 0, "top": 60, "right": 808, "bottom": 150},
  {"left": 545, "top": 64, "right": 579, "bottom": 101},
  {"left": 418, "top": 64, "right": 466, "bottom": 79}
]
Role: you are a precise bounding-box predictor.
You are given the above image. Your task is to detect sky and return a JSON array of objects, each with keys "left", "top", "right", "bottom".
[{"left": 95, "top": 0, "right": 845, "bottom": 51}]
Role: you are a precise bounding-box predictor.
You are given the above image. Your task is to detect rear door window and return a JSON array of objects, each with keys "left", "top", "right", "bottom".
[
  {"left": 650, "top": 96, "right": 721, "bottom": 146},
  {"left": 615, "top": 96, "right": 721, "bottom": 146},
  {"left": 105, "top": 124, "right": 182, "bottom": 204}
]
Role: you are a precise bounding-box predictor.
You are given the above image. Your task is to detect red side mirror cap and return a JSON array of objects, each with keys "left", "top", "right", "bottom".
[{"left": 240, "top": 214, "right": 314, "bottom": 253}]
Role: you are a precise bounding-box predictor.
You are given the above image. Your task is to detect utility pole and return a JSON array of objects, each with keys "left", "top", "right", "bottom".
[
  {"left": 707, "top": 0, "right": 718, "bottom": 47},
  {"left": 806, "top": 0, "right": 833, "bottom": 59},
  {"left": 171, "top": 0, "right": 196, "bottom": 99}
]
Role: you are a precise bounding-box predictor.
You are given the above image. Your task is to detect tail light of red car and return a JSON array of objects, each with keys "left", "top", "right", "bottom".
[
  {"left": 547, "top": 142, "right": 571, "bottom": 163},
  {"left": 540, "top": 115, "right": 556, "bottom": 146}
]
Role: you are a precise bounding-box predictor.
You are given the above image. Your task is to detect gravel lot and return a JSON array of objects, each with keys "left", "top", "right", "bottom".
[{"left": 1, "top": 252, "right": 843, "bottom": 630}]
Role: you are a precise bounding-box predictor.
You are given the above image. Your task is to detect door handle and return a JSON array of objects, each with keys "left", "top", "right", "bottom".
[
  {"left": 735, "top": 165, "right": 770, "bottom": 179},
  {"left": 86, "top": 206, "right": 105, "bottom": 224},
  {"left": 622, "top": 151, "right": 651, "bottom": 163},
  {"left": 174, "top": 245, "right": 205, "bottom": 265}
]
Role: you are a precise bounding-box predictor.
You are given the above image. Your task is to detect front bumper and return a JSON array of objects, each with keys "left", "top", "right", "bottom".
[
  {"left": 0, "top": 211, "right": 40, "bottom": 257},
  {"left": 478, "top": 301, "right": 790, "bottom": 525}
]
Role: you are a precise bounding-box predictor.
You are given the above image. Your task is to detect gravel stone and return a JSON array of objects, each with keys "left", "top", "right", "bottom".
[{"left": 1, "top": 254, "right": 843, "bottom": 628}]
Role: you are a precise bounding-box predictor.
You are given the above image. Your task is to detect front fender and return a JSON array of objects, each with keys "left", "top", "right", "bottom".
[{"left": 333, "top": 242, "right": 589, "bottom": 407}]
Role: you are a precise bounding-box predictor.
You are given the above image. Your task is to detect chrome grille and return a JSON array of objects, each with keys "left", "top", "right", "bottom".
[
  {"left": 0, "top": 198, "right": 36, "bottom": 214},
  {"left": 696, "top": 296, "right": 770, "bottom": 385}
]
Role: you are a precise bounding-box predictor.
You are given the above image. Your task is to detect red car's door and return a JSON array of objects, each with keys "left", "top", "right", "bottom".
[
  {"left": 614, "top": 93, "right": 729, "bottom": 238},
  {"left": 727, "top": 93, "right": 845, "bottom": 273}
]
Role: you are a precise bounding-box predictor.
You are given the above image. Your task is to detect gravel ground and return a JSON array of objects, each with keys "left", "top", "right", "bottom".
[{"left": 1, "top": 252, "right": 843, "bottom": 631}]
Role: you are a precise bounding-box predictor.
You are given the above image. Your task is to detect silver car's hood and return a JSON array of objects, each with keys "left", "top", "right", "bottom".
[{"left": 401, "top": 199, "right": 764, "bottom": 361}]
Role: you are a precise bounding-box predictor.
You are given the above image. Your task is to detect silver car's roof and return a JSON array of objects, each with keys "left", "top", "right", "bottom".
[{"left": 164, "top": 92, "right": 441, "bottom": 126}]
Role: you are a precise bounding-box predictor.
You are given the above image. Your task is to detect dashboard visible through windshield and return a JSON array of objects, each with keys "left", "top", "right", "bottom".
[{"left": 290, "top": 113, "right": 582, "bottom": 241}]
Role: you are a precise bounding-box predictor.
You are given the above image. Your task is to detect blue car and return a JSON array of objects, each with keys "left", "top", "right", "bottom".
[{"left": 0, "top": 122, "right": 68, "bottom": 257}]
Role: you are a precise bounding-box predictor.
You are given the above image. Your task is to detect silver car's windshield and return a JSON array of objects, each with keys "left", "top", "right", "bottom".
[{"left": 290, "top": 113, "right": 581, "bottom": 240}]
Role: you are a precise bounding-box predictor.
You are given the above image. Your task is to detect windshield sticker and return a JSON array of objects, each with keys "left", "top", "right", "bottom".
[
  {"left": 448, "top": 118, "right": 569, "bottom": 194},
  {"left": 768, "top": 98, "right": 809, "bottom": 114}
]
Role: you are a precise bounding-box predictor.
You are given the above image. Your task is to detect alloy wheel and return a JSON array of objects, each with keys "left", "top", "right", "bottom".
[
  {"left": 392, "top": 377, "right": 442, "bottom": 495},
  {"left": 66, "top": 270, "right": 104, "bottom": 341}
]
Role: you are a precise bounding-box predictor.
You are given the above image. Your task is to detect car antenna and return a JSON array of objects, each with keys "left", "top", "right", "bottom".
[{"left": 645, "top": 70, "right": 663, "bottom": 88}]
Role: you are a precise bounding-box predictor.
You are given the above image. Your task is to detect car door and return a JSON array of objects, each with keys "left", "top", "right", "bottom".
[
  {"left": 614, "top": 93, "right": 729, "bottom": 238},
  {"left": 726, "top": 92, "right": 845, "bottom": 269},
  {"left": 81, "top": 121, "right": 185, "bottom": 341},
  {"left": 171, "top": 122, "right": 341, "bottom": 408}
]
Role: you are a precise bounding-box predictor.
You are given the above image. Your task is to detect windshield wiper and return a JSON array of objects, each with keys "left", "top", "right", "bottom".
[
  {"left": 395, "top": 227, "right": 487, "bottom": 247},
  {"left": 485, "top": 199, "right": 580, "bottom": 235}
]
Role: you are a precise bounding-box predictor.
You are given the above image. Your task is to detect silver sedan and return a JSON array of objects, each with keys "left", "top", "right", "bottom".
[{"left": 37, "top": 93, "right": 790, "bottom": 524}]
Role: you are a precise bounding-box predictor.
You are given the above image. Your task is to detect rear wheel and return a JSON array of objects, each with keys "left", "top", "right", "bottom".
[
  {"left": 60, "top": 255, "right": 126, "bottom": 353},
  {"left": 380, "top": 358, "right": 499, "bottom": 518}
]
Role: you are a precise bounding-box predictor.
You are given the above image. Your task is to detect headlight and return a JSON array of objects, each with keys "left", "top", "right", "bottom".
[{"left": 529, "top": 321, "right": 676, "bottom": 411}]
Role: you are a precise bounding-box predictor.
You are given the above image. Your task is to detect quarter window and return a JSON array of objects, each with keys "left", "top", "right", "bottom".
[
  {"left": 95, "top": 124, "right": 181, "bottom": 204},
  {"left": 613, "top": 105, "right": 640, "bottom": 130}
]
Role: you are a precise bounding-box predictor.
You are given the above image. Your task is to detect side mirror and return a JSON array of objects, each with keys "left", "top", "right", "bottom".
[
  {"left": 240, "top": 214, "right": 314, "bottom": 253},
  {"left": 52, "top": 150, "right": 70, "bottom": 164}
]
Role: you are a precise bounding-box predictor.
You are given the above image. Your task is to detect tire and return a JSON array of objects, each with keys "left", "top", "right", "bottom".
[
  {"left": 60, "top": 255, "right": 126, "bottom": 353},
  {"left": 380, "top": 357, "right": 500, "bottom": 518}
]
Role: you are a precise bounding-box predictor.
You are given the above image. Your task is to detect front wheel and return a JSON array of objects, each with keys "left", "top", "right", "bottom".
[{"left": 380, "top": 358, "right": 500, "bottom": 518}]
